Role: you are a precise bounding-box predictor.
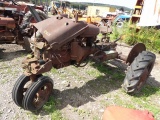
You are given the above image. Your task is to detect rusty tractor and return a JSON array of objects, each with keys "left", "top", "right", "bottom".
[
  {"left": 12, "top": 12, "right": 156, "bottom": 112},
  {"left": 0, "top": 0, "right": 47, "bottom": 51}
]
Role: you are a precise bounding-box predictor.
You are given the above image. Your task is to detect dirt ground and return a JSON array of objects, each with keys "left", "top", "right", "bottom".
[{"left": 0, "top": 43, "right": 160, "bottom": 120}]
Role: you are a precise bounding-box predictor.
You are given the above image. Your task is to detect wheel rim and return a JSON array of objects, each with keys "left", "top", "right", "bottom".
[
  {"left": 32, "top": 82, "right": 52, "bottom": 109},
  {"left": 23, "top": 81, "right": 33, "bottom": 93},
  {"left": 137, "top": 62, "right": 154, "bottom": 90},
  {"left": 117, "top": 22, "right": 123, "bottom": 28}
]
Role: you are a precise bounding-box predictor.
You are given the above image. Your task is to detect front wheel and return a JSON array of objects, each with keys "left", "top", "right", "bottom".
[
  {"left": 122, "top": 51, "right": 156, "bottom": 94},
  {"left": 22, "top": 76, "right": 53, "bottom": 111},
  {"left": 12, "top": 74, "right": 41, "bottom": 107},
  {"left": 12, "top": 74, "right": 30, "bottom": 107}
]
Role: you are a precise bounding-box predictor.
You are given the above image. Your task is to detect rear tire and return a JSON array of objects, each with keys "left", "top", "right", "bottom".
[
  {"left": 22, "top": 76, "right": 53, "bottom": 111},
  {"left": 23, "top": 9, "right": 48, "bottom": 24},
  {"left": 122, "top": 51, "right": 156, "bottom": 94},
  {"left": 22, "top": 9, "right": 48, "bottom": 52}
]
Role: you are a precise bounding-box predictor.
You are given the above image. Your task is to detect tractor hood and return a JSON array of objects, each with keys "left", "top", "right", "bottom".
[{"left": 34, "top": 15, "right": 88, "bottom": 49}]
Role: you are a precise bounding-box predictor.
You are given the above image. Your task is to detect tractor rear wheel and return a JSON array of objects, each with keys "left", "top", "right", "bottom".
[
  {"left": 23, "top": 9, "right": 48, "bottom": 24},
  {"left": 122, "top": 51, "right": 156, "bottom": 94},
  {"left": 22, "top": 76, "right": 53, "bottom": 111}
]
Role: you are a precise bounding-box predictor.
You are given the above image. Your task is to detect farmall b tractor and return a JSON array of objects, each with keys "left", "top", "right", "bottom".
[
  {"left": 0, "top": 0, "right": 47, "bottom": 51},
  {"left": 12, "top": 10, "right": 156, "bottom": 111}
]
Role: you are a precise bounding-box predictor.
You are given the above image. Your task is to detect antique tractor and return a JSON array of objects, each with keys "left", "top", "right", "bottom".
[
  {"left": 12, "top": 14, "right": 156, "bottom": 112},
  {"left": 0, "top": 0, "right": 47, "bottom": 51}
]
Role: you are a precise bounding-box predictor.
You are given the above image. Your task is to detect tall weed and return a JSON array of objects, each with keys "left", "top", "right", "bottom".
[{"left": 111, "top": 23, "right": 160, "bottom": 53}]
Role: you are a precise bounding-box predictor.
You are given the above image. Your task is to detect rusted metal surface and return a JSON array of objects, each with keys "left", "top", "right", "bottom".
[
  {"left": 22, "top": 15, "right": 121, "bottom": 75},
  {"left": 34, "top": 15, "right": 93, "bottom": 49},
  {"left": 0, "top": 1, "right": 44, "bottom": 13},
  {"left": 71, "top": 41, "right": 96, "bottom": 63},
  {"left": 0, "top": 17, "right": 15, "bottom": 42},
  {"left": 20, "top": 14, "right": 153, "bottom": 82},
  {"left": 0, "top": 17, "right": 15, "bottom": 28},
  {"left": 92, "top": 49, "right": 118, "bottom": 62},
  {"left": 126, "top": 43, "right": 146, "bottom": 65},
  {"left": 33, "top": 82, "right": 52, "bottom": 108},
  {"left": 137, "top": 59, "right": 155, "bottom": 90},
  {"left": 99, "top": 25, "right": 112, "bottom": 34},
  {"left": 99, "top": 20, "right": 112, "bottom": 34},
  {"left": 103, "top": 106, "right": 155, "bottom": 120},
  {"left": 0, "top": 1, "right": 46, "bottom": 50},
  {"left": 12, "top": 8, "right": 157, "bottom": 112},
  {"left": 80, "top": 24, "right": 99, "bottom": 37},
  {"left": 0, "top": 31, "right": 14, "bottom": 43}
]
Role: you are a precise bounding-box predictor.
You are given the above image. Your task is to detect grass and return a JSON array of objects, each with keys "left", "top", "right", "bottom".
[
  {"left": 9, "top": 54, "right": 157, "bottom": 120},
  {"left": 100, "top": 85, "right": 160, "bottom": 119},
  {"left": 133, "top": 85, "right": 160, "bottom": 118},
  {"left": 10, "top": 59, "right": 159, "bottom": 120},
  {"left": 0, "top": 79, "right": 8, "bottom": 84},
  {"left": 86, "top": 61, "right": 160, "bottom": 119},
  {"left": 0, "top": 111, "right": 2, "bottom": 117},
  {"left": 86, "top": 68, "right": 103, "bottom": 78},
  {"left": 42, "top": 96, "right": 65, "bottom": 120},
  {"left": 93, "top": 116, "right": 100, "bottom": 120},
  {"left": 111, "top": 22, "right": 160, "bottom": 53},
  {"left": 26, "top": 113, "right": 38, "bottom": 120},
  {"left": 51, "top": 68, "right": 58, "bottom": 74}
]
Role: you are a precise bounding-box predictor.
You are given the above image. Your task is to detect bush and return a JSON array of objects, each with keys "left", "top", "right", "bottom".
[{"left": 111, "top": 23, "right": 160, "bottom": 53}]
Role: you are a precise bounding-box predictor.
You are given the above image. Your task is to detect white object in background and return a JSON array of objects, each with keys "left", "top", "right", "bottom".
[{"left": 138, "top": 0, "right": 160, "bottom": 26}]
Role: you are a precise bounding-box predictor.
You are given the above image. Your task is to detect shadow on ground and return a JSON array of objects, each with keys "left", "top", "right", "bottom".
[
  {"left": 39, "top": 59, "right": 159, "bottom": 116},
  {"left": 0, "top": 49, "right": 28, "bottom": 61}
]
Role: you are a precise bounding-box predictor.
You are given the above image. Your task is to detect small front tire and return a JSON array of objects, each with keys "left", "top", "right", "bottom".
[
  {"left": 12, "top": 74, "right": 30, "bottom": 107},
  {"left": 22, "top": 76, "right": 53, "bottom": 111}
]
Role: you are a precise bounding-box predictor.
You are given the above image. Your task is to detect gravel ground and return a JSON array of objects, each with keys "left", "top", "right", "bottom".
[{"left": 0, "top": 43, "right": 160, "bottom": 120}]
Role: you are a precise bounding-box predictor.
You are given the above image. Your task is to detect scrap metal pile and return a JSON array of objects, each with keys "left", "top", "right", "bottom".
[{"left": 0, "top": 0, "right": 47, "bottom": 51}]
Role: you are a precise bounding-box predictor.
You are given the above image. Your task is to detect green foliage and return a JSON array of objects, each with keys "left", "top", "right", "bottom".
[
  {"left": 43, "top": 96, "right": 65, "bottom": 120},
  {"left": 51, "top": 68, "right": 58, "bottom": 73},
  {"left": 131, "top": 86, "right": 160, "bottom": 119},
  {"left": 111, "top": 23, "right": 160, "bottom": 53}
]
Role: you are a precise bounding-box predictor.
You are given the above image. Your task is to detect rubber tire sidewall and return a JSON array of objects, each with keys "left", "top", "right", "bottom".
[
  {"left": 22, "top": 76, "right": 53, "bottom": 111},
  {"left": 123, "top": 51, "right": 156, "bottom": 94},
  {"left": 12, "top": 74, "right": 30, "bottom": 107},
  {"left": 22, "top": 9, "right": 48, "bottom": 24}
]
